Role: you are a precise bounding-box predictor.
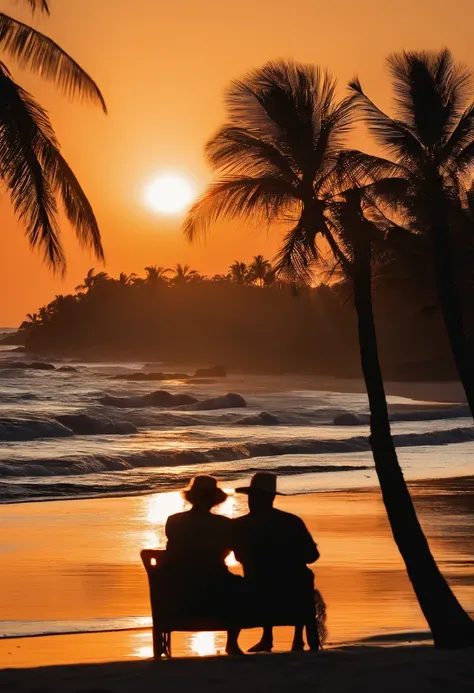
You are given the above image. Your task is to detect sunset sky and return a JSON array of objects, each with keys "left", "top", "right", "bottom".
[{"left": 1, "top": 0, "right": 472, "bottom": 325}]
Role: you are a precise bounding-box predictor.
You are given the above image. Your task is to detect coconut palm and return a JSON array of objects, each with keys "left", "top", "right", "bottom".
[
  {"left": 228, "top": 260, "right": 252, "bottom": 284},
  {"left": 117, "top": 272, "right": 137, "bottom": 287},
  {"left": 172, "top": 263, "right": 199, "bottom": 285},
  {"left": 75, "top": 268, "right": 109, "bottom": 294},
  {"left": 250, "top": 254, "right": 272, "bottom": 286},
  {"left": 349, "top": 49, "right": 474, "bottom": 418},
  {"left": 184, "top": 60, "right": 474, "bottom": 647},
  {"left": 144, "top": 265, "right": 172, "bottom": 284},
  {"left": 0, "top": 1, "right": 106, "bottom": 269},
  {"left": 20, "top": 311, "right": 40, "bottom": 329}
]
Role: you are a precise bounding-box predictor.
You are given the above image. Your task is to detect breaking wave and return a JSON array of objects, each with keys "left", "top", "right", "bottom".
[
  {"left": 0, "top": 414, "right": 137, "bottom": 441},
  {"left": 1, "top": 425, "right": 473, "bottom": 478}
]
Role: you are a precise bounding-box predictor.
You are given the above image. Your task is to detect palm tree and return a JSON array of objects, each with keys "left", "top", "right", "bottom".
[
  {"left": 349, "top": 49, "right": 474, "bottom": 418},
  {"left": 75, "top": 268, "right": 109, "bottom": 294},
  {"left": 144, "top": 265, "right": 172, "bottom": 284},
  {"left": 184, "top": 60, "right": 474, "bottom": 647},
  {"left": 116, "top": 272, "right": 137, "bottom": 287},
  {"left": 172, "top": 263, "right": 198, "bottom": 285},
  {"left": 20, "top": 311, "right": 40, "bottom": 329},
  {"left": 228, "top": 260, "right": 252, "bottom": 284},
  {"left": 0, "top": 1, "right": 106, "bottom": 269},
  {"left": 250, "top": 254, "right": 272, "bottom": 286}
]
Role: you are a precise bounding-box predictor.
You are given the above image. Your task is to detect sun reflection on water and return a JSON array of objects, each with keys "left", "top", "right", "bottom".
[
  {"left": 190, "top": 631, "right": 225, "bottom": 657},
  {"left": 147, "top": 492, "right": 185, "bottom": 526}
]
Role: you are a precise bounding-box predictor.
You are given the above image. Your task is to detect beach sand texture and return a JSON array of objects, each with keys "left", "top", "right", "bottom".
[{"left": 1, "top": 477, "right": 473, "bottom": 669}]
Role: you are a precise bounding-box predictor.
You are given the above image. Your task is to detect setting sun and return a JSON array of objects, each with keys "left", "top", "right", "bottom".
[{"left": 145, "top": 174, "right": 196, "bottom": 215}]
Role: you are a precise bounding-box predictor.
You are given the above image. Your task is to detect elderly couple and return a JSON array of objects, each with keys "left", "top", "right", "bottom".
[{"left": 165, "top": 472, "right": 322, "bottom": 655}]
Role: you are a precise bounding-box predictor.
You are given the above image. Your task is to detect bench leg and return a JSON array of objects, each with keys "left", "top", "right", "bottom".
[{"left": 153, "top": 628, "right": 172, "bottom": 658}]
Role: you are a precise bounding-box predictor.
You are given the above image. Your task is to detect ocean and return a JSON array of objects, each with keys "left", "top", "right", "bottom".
[{"left": 0, "top": 346, "right": 472, "bottom": 504}]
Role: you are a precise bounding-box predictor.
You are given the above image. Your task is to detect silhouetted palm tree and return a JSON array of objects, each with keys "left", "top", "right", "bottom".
[
  {"left": 184, "top": 60, "right": 474, "bottom": 647},
  {"left": 20, "top": 312, "right": 40, "bottom": 329},
  {"left": 144, "top": 265, "right": 172, "bottom": 284},
  {"left": 228, "top": 260, "right": 252, "bottom": 284},
  {"left": 117, "top": 272, "right": 137, "bottom": 287},
  {"left": 172, "top": 263, "right": 198, "bottom": 285},
  {"left": 75, "top": 268, "right": 109, "bottom": 294},
  {"left": 0, "top": 1, "right": 106, "bottom": 268},
  {"left": 250, "top": 255, "right": 272, "bottom": 286},
  {"left": 350, "top": 49, "right": 474, "bottom": 418}
]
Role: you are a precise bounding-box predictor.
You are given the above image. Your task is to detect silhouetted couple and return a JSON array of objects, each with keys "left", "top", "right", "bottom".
[{"left": 165, "top": 472, "right": 322, "bottom": 655}]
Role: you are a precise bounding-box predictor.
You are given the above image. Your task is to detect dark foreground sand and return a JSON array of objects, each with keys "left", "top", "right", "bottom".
[{"left": 1, "top": 645, "right": 474, "bottom": 693}]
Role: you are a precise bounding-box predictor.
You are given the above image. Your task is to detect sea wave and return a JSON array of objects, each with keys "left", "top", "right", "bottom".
[
  {"left": 0, "top": 414, "right": 137, "bottom": 441},
  {"left": 1, "top": 425, "right": 473, "bottom": 478},
  {"left": 0, "top": 460, "right": 371, "bottom": 502}
]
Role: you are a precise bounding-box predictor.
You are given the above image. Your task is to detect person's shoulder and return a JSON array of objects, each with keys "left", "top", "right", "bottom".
[
  {"left": 166, "top": 511, "right": 187, "bottom": 525},
  {"left": 274, "top": 508, "right": 306, "bottom": 526}
]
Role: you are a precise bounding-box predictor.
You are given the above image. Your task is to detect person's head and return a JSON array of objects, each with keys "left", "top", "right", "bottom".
[
  {"left": 182, "top": 475, "right": 227, "bottom": 512},
  {"left": 235, "top": 472, "right": 283, "bottom": 513}
]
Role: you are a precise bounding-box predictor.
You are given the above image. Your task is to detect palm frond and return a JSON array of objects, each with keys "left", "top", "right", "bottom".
[
  {"left": 439, "top": 103, "right": 474, "bottom": 166},
  {"left": 0, "top": 62, "right": 64, "bottom": 268},
  {"left": 446, "top": 138, "right": 474, "bottom": 178},
  {"left": 349, "top": 78, "right": 423, "bottom": 170},
  {"left": 330, "top": 149, "right": 409, "bottom": 192},
  {"left": 39, "top": 142, "right": 104, "bottom": 261},
  {"left": 0, "top": 14, "right": 107, "bottom": 112},
  {"left": 226, "top": 61, "right": 343, "bottom": 177},
  {"left": 386, "top": 50, "right": 471, "bottom": 146},
  {"left": 273, "top": 219, "right": 318, "bottom": 283},
  {"left": 184, "top": 176, "right": 298, "bottom": 242},
  {"left": 23, "top": 1, "right": 50, "bottom": 14},
  {"left": 206, "top": 126, "right": 300, "bottom": 185}
]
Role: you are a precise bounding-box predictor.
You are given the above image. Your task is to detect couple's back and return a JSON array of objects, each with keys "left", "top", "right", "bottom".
[{"left": 165, "top": 507, "right": 318, "bottom": 576}]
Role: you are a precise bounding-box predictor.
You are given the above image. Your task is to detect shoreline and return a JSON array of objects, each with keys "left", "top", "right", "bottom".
[{"left": 1, "top": 472, "right": 473, "bottom": 508}]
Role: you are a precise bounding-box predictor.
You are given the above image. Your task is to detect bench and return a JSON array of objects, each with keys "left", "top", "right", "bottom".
[{"left": 141, "top": 549, "right": 322, "bottom": 658}]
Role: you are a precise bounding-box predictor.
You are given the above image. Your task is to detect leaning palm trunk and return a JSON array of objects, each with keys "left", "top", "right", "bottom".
[
  {"left": 352, "top": 236, "right": 474, "bottom": 648},
  {"left": 430, "top": 209, "right": 474, "bottom": 417}
]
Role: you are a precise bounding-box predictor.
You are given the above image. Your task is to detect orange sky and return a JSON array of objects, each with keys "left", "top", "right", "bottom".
[{"left": 1, "top": 0, "right": 472, "bottom": 325}]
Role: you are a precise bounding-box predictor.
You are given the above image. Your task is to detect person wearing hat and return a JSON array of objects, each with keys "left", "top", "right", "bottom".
[
  {"left": 233, "top": 472, "right": 321, "bottom": 652},
  {"left": 165, "top": 475, "right": 243, "bottom": 655}
]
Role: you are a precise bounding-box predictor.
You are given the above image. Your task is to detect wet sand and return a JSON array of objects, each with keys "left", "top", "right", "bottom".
[{"left": 1, "top": 476, "right": 473, "bottom": 670}]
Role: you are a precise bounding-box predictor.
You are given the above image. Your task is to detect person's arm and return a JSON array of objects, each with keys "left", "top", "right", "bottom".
[
  {"left": 298, "top": 518, "right": 320, "bottom": 564},
  {"left": 165, "top": 514, "right": 176, "bottom": 545},
  {"left": 230, "top": 518, "right": 243, "bottom": 563}
]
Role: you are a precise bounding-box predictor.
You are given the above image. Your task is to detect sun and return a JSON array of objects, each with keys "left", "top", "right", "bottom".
[{"left": 145, "top": 174, "right": 196, "bottom": 215}]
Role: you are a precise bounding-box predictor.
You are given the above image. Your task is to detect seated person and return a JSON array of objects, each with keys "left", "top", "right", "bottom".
[
  {"left": 233, "top": 472, "right": 322, "bottom": 652},
  {"left": 165, "top": 475, "right": 243, "bottom": 655}
]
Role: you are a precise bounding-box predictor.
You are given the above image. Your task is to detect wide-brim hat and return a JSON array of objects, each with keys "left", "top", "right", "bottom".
[
  {"left": 235, "top": 472, "right": 285, "bottom": 496},
  {"left": 182, "top": 475, "right": 228, "bottom": 506}
]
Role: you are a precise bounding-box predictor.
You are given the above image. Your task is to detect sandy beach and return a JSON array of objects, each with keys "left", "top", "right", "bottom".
[
  {"left": 2, "top": 645, "right": 474, "bottom": 693},
  {"left": 1, "top": 476, "right": 473, "bottom": 673}
]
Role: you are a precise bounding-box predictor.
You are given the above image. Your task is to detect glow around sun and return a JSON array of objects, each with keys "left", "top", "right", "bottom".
[{"left": 145, "top": 174, "right": 196, "bottom": 215}]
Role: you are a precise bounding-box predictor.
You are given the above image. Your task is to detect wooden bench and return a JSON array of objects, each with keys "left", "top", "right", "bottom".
[{"left": 141, "top": 549, "right": 321, "bottom": 658}]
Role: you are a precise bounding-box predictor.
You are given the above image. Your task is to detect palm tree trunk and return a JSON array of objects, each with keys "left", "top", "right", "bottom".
[
  {"left": 352, "top": 238, "right": 474, "bottom": 648},
  {"left": 431, "top": 220, "right": 474, "bottom": 417}
]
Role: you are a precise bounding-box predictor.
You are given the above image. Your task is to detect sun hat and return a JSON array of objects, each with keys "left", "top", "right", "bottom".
[
  {"left": 182, "top": 475, "right": 228, "bottom": 506},
  {"left": 235, "top": 472, "right": 284, "bottom": 496}
]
